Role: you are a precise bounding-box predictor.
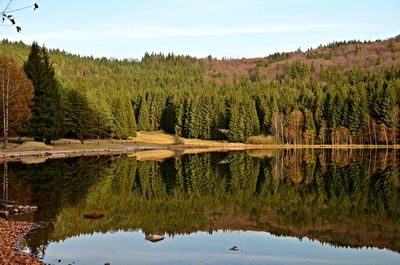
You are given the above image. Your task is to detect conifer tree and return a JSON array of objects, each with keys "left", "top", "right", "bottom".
[
  {"left": 243, "top": 99, "right": 260, "bottom": 139},
  {"left": 112, "top": 96, "right": 136, "bottom": 138},
  {"left": 377, "top": 84, "right": 391, "bottom": 127},
  {"left": 137, "top": 96, "right": 151, "bottom": 131},
  {"left": 23, "top": 42, "right": 63, "bottom": 144},
  {"left": 66, "top": 90, "right": 96, "bottom": 143},
  {"left": 227, "top": 101, "right": 245, "bottom": 142},
  {"left": 347, "top": 89, "right": 361, "bottom": 143},
  {"left": 304, "top": 109, "right": 316, "bottom": 144},
  {"left": 199, "top": 96, "right": 212, "bottom": 139},
  {"left": 161, "top": 96, "right": 176, "bottom": 134}
]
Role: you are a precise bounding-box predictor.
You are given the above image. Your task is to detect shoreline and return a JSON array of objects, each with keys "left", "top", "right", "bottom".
[
  {"left": 0, "top": 218, "right": 43, "bottom": 265},
  {"left": 0, "top": 142, "right": 399, "bottom": 161}
]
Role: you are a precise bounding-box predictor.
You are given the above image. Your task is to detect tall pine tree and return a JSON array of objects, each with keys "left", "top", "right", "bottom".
[
  {"left": 66, "top": 90, "right": 96, "bottom": 143},
  {"left": 23, "top": 43, "right": 63, "bottom": 144},
  {"left": 137, "top": 96, "right": 151, "bottom": 131}
]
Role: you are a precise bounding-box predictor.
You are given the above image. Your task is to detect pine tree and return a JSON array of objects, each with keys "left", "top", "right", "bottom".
[
  {"left": 377, "top": 84, "right": 391, "bottom": 127},
  {"left": 66, "top": 90, "right": 96, "bottom": 143},
  {"left": 187, "top": 98, "right": 201, "bottom": 139},
  {"left": 112, "top": 96, "right": 136, "bottom": 138},
  {"left": 227, "top": 101, "right": 245, "bottom": 142},
  {"left": 199, "top": 96, "right": 212, "bottom": 139},
  {"left": 304, "top": 109, "right": 316, "bottom": 144},
  {"left": 161, "top": 96, "right": 176, "bottom": 134},
  {"left": 87, "top": 93, "right": 115, "bottom": 138},
  {"left": 243, "top": 98, "right": 260, "bottom": 139},
  {"left": 347, "top": 89, "right": 361, "bottom": 143},
  {"left": 137, "top": 96, "right": 151, "bottom": 131},
  {"left": 23, "top": 43, "right": 63, "bottom": 144}
]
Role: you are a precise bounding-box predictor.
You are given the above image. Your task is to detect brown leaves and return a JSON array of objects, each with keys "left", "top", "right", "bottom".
[
  {"left": 0, "top": 218, "right": 44, "bottom": 265},
  {"left": 0, "top": 56, "right": 34, "bottom": 136}
]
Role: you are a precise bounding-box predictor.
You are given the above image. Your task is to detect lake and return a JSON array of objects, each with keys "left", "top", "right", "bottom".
[{"left": 1, "top": 149, "right": 399, "bottom": 265}]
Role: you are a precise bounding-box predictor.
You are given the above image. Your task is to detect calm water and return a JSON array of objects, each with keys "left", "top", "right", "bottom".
[{"left": 1, "top": 149, "right": 399, "bottom": 265}]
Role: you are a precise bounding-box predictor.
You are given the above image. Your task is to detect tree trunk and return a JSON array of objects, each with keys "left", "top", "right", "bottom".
[
  {"left": 2, "top": 73, "right": 9, "bottom": 149},
  {"left": 79, "top": 133, "right": 84, "bottom": 144}
]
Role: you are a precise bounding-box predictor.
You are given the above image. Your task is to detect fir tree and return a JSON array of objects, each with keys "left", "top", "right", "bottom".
[
  {"left": 304, "top": 109, "right": 316, "bottom": 144},
  {"left": 66, "top": 90, "right": 96, "bottom": 143},
  {"left": 161, "top": 96, "right": 176, "bottom": 134},
  {"left": 347, "top": 89, "right": 361, "bottom": 136},
  {"left": 112, "top": 96, "right": 136, "bottom": 138},
  {"left": 137, "top": 96, "right": 151, "bottom": 131},
  {"left": 227, "top": 101, "right": 245, "bottom": 142},
  {"left": 377, "top": 84, "right": 391, "bottom": 127},
  {"left": 23, "top": 43, "right": 63, "bottom": 144}
]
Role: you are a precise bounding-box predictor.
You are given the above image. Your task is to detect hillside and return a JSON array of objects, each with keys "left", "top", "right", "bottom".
[
  {"left": 205, "top": 35, "right": 400, "bottom": 83},
  {"left": 1, "top": 36, "right": 400, "bottom": 85},
  {"left": 0, "top": 36, "right": 400, "bottom": 145}
]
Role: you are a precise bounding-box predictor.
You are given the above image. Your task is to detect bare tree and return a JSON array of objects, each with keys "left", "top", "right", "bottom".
[{"left": 1, "top": 0, "right": 39, "bottom": 32}]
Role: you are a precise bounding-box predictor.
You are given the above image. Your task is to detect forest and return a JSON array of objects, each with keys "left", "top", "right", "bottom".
[{"left": 0, "top": 36, "right": 399, "bottom": 144}]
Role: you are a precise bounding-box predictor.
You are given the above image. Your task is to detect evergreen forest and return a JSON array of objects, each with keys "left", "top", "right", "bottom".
[{"left": 0, "top": 36, "right": 400, "bottom": 144}]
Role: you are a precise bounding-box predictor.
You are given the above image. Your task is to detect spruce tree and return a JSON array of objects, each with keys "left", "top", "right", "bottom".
[
  {"left": 161, "top": 96, "right": 176, "bottom": 134},
  {"left": 111, "top": 96, "right": 136, "bottom": 139},
  {"left": 137, "top": 96, "right": 151, "bottom": 131},
  {"left": 377, "top": 84, "right": 391, "bottom": 127},
  {"left": 227, "top": 101, "right": 245, "bottom": 142},
  {"left": 304, "top": 109, "right": 316, "bottom": 144},
  {"left": 67, "top": 90, "right": 96, "bottom": 143},
  {"left": 199, "top": 96, "right": 212, "bottom": 139},
  {"left": 23, "top": 43, "right": 63, "bottom": 144},
  {"left": 243, "top": 99, "right": 260, "bottom": 139},
  {"left": 347, "top": 89, "right": 361, "bottom": 136}
]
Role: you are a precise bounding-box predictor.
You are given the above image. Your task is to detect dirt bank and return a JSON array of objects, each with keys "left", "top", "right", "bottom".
[{"left": 0, "top": 132, "right": 399, "bottom": 161}]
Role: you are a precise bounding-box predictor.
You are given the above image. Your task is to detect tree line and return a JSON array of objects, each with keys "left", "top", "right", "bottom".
[{"left": 0, "top": 40, "right": 399, "bottom": 144}]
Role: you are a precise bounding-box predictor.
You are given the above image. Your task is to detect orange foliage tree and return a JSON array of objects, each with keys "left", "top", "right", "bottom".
[{"left": 0, "top": 56, "right": 34, "bottom": 147}]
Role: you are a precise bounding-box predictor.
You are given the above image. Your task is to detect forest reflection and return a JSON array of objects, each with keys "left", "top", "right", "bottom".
[{"left": 1, "top": 149, "right": 399, "bottom": 256}]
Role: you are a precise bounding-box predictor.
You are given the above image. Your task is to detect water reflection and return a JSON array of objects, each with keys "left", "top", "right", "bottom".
[
  {"left": 1, "top": 149, "right": 399, "bottom": 261},
  {"left": 40, "top": 230, "right": 400, "bottom": 265}
]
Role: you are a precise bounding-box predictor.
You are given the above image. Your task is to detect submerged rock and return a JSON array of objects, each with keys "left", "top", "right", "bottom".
[
  {"left": 83, "top": 213, "right": 105, "bottom": 219},
  {"left": 145, "top": 234, "right": 164, "bottom": 243}
]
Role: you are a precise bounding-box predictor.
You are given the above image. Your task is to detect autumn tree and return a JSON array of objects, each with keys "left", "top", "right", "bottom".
[{"left": 0, "top": 56, "right": 33, "bottom": 147}]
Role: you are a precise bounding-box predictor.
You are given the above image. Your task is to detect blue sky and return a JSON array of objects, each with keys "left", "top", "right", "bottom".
[{"left": 1, "top": 0, "right": 399, "bottom": 59}]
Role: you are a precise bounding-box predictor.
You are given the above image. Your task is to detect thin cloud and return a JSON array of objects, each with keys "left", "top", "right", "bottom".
[{"left": 8, "top": 23, "right": 355, "bottom": 42}]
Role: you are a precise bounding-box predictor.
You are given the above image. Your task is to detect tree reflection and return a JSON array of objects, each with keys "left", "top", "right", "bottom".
[{"left": 1, "top": 149, "right": 399, "bottom": 255}]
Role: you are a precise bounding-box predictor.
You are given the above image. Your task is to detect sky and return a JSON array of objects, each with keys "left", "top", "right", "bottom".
[{"left": 1, "top": 0, "right": 399, "bottom": 59}]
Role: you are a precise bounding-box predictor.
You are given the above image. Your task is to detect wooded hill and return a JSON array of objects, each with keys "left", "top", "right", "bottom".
[{"left": 0, "top": 36, "right": 399, "bottom": 144}]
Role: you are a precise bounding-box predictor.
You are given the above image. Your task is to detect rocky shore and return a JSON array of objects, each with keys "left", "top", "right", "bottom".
[{"left": 0, "top": 218, "right": 43, "bottom": 265}]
